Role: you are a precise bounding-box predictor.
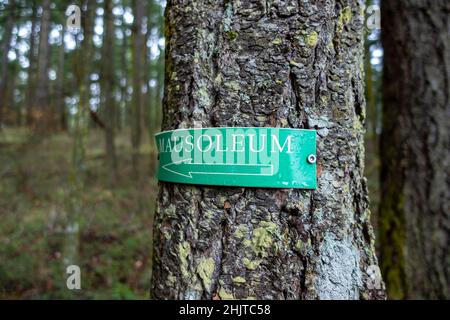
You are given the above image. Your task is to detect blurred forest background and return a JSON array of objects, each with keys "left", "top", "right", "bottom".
[{"left": 0, "top": 0, "right": 383, "bottom": 299}]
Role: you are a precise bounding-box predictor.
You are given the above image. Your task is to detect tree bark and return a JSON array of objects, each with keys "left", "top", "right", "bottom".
[
  {"left": 154, "top": 52, "right": 164, "bottom": 134},
  {"left": 144, "top": 2, "right": 153, "bottom": 137},
  {"left": 35, "top": 0, "right": 51, "bottom": 127},
  {"left": 56, "top": 24, "right": 66, "bottom": 131},
  {"left": 379, "top": 0, "right": 450, "bottom": 299},
  {"left": 118, "top": 15, "right": 129, "bottom": 132},
  {"left": 25, "top": 0, "right": 38, "bottom": 126},
  {"left": 64, "top": 0, "right": 95, "bottom": 276},
  {"left": 8, "top": 49, "right": 18, "bottom": 125},
  {"left": 0, "top": 0, "right": 15, "bottom": 126},
  {"left": 131, "top": 0, "right": 145, "bottom": 176},
  {"left": 102, "top": 0, "right": 118, "bottom": 184},
  {"left": 151, "top": 0, "right": 385, "bottom": 300}
]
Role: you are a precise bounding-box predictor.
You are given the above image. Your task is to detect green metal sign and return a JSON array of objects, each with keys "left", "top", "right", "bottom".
[{"left": 155, "top": 127, "right": 317, "bottom": 189}]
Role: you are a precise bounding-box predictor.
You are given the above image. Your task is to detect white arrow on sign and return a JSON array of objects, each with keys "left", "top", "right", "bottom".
[{"left": 162, "top": 159, "right": 274, "bottom": 178}]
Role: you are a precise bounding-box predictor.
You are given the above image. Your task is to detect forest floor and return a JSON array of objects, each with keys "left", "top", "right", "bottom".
[{"left": 0, "top": 127, "right": 158, "bottom": 299}]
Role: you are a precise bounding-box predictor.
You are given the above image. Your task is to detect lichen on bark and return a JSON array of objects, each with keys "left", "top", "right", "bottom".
[{"left": 151, "top": 0, "right": 385, "bottom": 300}]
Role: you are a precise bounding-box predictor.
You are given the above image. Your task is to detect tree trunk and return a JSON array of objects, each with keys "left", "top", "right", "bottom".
[
  {"left": 25, "top": 0, "right": 38, "bottom": 127},
  {"left": 102, "top": 0, "right": 118, "bottom": 184},
  {"left": 364, "top": 39, "right": 377, "bottom": 146},
  {"left": 151, "top": 0, "right": 385, "bottom": 300},
  {"left": 152, "top": 5, "right": 164, "bottom": 138},
  {"left": 8, "top": 51, "right": 18, "bottom": 125},
  {"left": 0, "top": 0, "right": 15, "bottom": 126},
  {"left": 63, "top": 0, "right": 95, "bottom": 275},
  {"left": 118, "top": 19, "right": 128, "bottom": 132},
  {"left": 379, "top": 0, "right": 450, "bottom": 299},
  {"left": 56, "top": 24, "right": 66, "bottom": 131},
  {"left": 35, "top": 0, "right": 51, "bottom": 127},
  {"left": 131, "top": 0, "right": 144, "bottom": 176},
  {"left": 144, "top": 2, "right": 153, "bottom": 138},
  {"left": 154, "top": 52, "right": 164, "bottom": 134}
]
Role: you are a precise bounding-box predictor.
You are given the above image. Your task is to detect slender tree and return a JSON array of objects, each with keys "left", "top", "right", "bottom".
[
  {"left": 25, "top": 0, "right": 38, "bottom": 126},
  {"left": 55, "top": 23, "right": 66, "bottom": 130},
  {"left": 151, "top": 1, "right": 385, "bottom": 300},
  {"left": 131, "top": 0, "right": 144, "bottom": 176},
  {"left": 101, "top": 0, "right": 118, "bottom": 183},
  {"left": 63, "top": 0, "right": 96, "bottom": 273},
  {"left": 379, "top": 0, "right": 450, "bottom": 299},
  {"left": 8, "top": 44, "right": 19, "bottom": 125},
  {"left": 143, "top": 1, "right": 152, "bottom": 137},
  {"left": 119, "top": 15, "right": 128, "bottom": 131},
  {"left": 154, "top": 48, "right": 164, "bottom": 134},
  {"left": 35, "top": 0, "right": 51, "bottom": 128},
  {"left": 146, "top": 0, "right": 164, "bottom": 137},
  {"left": 0, "top": 0, "right": 15, "bottom": 126}
]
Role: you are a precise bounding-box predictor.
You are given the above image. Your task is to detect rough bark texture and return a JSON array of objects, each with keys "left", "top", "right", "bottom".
[
  {"left": 380, "top": 0, "right": 450, "bottom": 299},
  {"left": 151, "top": 0, "right": 385, "bottom": 300}
]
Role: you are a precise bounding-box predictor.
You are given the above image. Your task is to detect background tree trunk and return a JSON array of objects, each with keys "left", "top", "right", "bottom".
[
  {"left": 144, "top": 1, "right": 153, "bottom": 139},
  {"left": 379, "top": 0, "right": 450, "bottom": 299},
  {"left": 35, "top": 0, "right": 51, "bottom": 127},
  {"left": 154, "top": 52, "right": 164, "bottom": 134},
  {"left": 131, "top": 0, "right": 144, "bottom": 176},
  {"left": 151, "top": 0, "right": 385, "bottom": 300},
  {"left": 0, "top": 0, "right": 15, "bottom": 126},
  {"left": 63, "top": 0, "right": 95, "bottom": 276},
  {"left": 119, "top": 15, "right": 129, "bottom": 132},
  {"left": 25, "top": 0, "right": 38, "bottom": 126},
  {"left": 102, "top": 0, "right": 118, "bottom": 184},
  {"left": 8, "top": 46, "right": 18, "bottom": 125},
  {"left": 56, "top": 24, "right": 66, "bottom": 131}
]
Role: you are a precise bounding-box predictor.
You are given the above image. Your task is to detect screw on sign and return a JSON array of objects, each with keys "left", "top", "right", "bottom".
[{"left": 307, "top": 154, "right": 317, "bottom": 164}]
